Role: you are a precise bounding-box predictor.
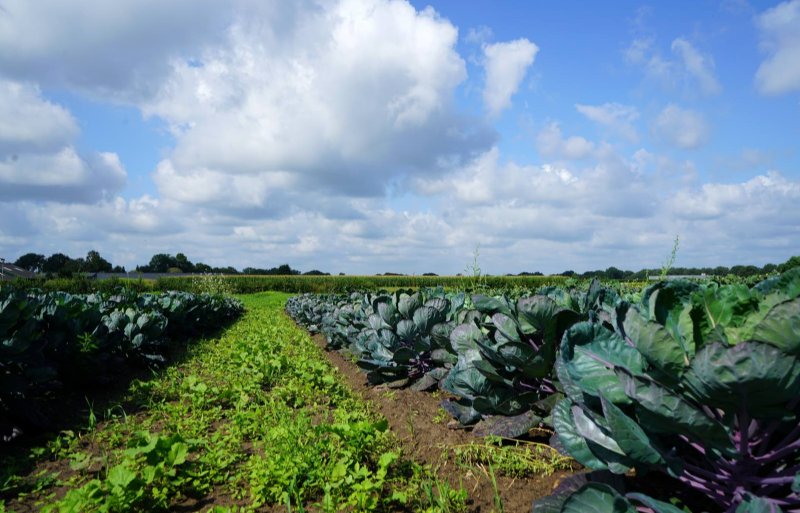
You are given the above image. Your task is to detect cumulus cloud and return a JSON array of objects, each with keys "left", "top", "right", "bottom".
[
  {"left": 575, "top": 103, "right": 640, "bottom": 142},
  {"left": 536, "top": 123, "right": 595, "bottom": 160},
  {"left": 144, "top": 0, "right": 494, "bottom": 201},
  {"left": 651, "top": 104, "right": 710, "bottom": 149},
  {"left": 0, "top": 79, "right": 126, "bottom": 202},
  {"left": 0, "top": 79, "right": 78, "bottom": 155},
  {"left": 0, "top": 0, "right": 230, "bottom": 101},
  {"left": 755, "top": 0, "right": 800, "bottom": 95},
  {"left": 482, "top": 38, "right": 538, "bottom": 117}
]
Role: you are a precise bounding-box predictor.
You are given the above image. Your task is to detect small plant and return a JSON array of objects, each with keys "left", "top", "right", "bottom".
[
  {"left": 432, "top": 408, "right": 449, "bottom": 425},
  {"left": 451, "top": 437, "right": 575, "bottom": 478},
  {"left": 420, "top": 476, "right": 469, "bottom": 513},
  {"left": 463, "top": 244, "right": 487, "bottom": 290},
  {"left": 191, "top": 273, "right": 235, "bottom": 296},
  {"left": 659, "top": 234, "right": 680, "bottom": 279}
]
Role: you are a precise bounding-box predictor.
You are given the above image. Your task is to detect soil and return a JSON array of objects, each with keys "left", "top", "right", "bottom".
[{"left": 311, "top": 334, "right": 574, "bottom": 513}]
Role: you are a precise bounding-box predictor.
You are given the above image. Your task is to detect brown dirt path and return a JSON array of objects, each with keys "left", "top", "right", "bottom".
[{"left": 311, "top": 334, "right": 574, "bottom": 513}]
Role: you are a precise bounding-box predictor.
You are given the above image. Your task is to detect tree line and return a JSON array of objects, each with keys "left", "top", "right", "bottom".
[
  {"left": 10, "top": 251, "right": 799, "bottom": 279},
  {"left": 10, "top": 251, "right": 329, "bottom": 277}
]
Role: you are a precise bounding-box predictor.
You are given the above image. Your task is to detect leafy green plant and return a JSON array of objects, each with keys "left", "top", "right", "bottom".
[
  {"left": 440, "top": 280, "right": 617, "bottom": 435},
  {"left": 549, "top": 269, "right": 800, "bottom": 512}
]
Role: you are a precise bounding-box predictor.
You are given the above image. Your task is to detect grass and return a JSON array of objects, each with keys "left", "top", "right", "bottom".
[{"left": 2, "top": 292, "right": 462, "bottom": 512}]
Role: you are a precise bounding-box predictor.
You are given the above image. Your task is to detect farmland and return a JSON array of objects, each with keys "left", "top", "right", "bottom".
[{"left": 2, "top": 269, "right": 799, "bottom": 512}]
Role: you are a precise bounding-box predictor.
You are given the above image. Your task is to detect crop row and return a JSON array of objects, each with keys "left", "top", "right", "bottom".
[
  {"left": 0, "top": 288, "right": 244, "bottom": 442},
  {"left": 8, "top": 274, "right": 651, "bottom": 295},
  {"left": 286, "top": 269, "right": 800, "bottom": 512}
]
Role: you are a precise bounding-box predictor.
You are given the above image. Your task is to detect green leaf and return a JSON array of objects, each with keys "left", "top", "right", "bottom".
[
  {"left": 413, "top": 306, "right": 442, "bottom": 334},
  {"left": 751, "top": 298, "right": 800, "bottom": 355},
  {"left": 561, "top": 483, "right": 636, "bottom": 513},
  {"left": 552, "top": 400, "right": 609, "bottom": 471},
  {"left": 623, "top": 308, "right": 688, "bottom": 380},
  {"left": 682, "top": 341, "right": 800, "bottom": 418},
  {"left": 397, "top": 293, "right": 421, "bottom": 319},
  {"left": 491, "top": 313, "right": 521, "bottom": 344},
  {"left": 561, "top": 322, "right": 645, "bottom": 404},
  {"left": 616, "top": 371, "right": 732, "bottom": 452},
  {"left": 107, "top": 464, "right": 137, "bottom": 489},
  {"left": 625, "top": 492, "right": 688, "bottom": 513},
  {"left": 734, "top": 494, "right": 784, "bottom": 513},
  {"left": 472, "top": 295, "right": 514, "bottom": 317},
  {"left": 449, "top": 323, "right": 485, "bottom": 353},
  {"left": 572, "top": 406, "right": 625, "bottom": 456},
  {"left": 691, "top": 284, "right": 760, "bottom": 347},
  {"left": 599, "top": 394, "right": 666, "bottom": 466}
]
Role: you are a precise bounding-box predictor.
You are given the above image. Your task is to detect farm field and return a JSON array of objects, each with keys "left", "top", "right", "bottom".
[
  {"left": 1, "top": 292, "right": 572, "bottom": 513},
  {"left": 2, "top": 268, "right": 800, "bottom": 512}
]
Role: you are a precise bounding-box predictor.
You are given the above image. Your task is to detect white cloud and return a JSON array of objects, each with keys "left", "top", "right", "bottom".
[
  {"left": 0, "top": 79, "right": 78, "bottom": 155},
  {"left": 482, "top": 38, "right": 538, "bottom": 117},
  {"left": 0, "top": 0, "right": 230, "bottom": 102},
  {"left": 671, "top": 38, "right": 722, "bottom": 95},
  {"left": 536, "top": 123, "right": 595, "bottom": 160},
  {"left": 755, "top": 0, "right": 800, "bottom": 94},
  {"left": 0, "top": 79, "right": 126, "bottom": 202},
  {"left": 144, "top": 0, "right": 494, "bottom": 200},
  {"left": 625, "top": 37, "right": 722, "bottom": 96},
  {"left": 651, "top": 104, "right": 710, "bottom": 149},
  {"left": 575, "top": 103, "right": 640, "bottom": 142}
]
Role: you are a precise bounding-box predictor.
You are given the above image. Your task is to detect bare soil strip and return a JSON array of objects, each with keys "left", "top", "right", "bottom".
[{"left": 311, "top": 333, "right": 574, "bottom": 513}]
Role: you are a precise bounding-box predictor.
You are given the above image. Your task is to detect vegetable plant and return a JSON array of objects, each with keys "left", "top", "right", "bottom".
[{"left": 549, "top": 269, "right": 800, "bottom": 512}]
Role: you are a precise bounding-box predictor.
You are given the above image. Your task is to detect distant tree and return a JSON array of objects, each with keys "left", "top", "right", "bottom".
[
  {"left": 338, "top": 272, "right": 345, "bottom": 276},
  {"left": 778, "top": 256, "right": 800, "bottom": 273},
  {"left": 112, "top": 265, "right": 126, "bottom": 273},
  {"left": 422, "top": 272, "right": 438, "bottom": 276},
  {"left": 730, "top": 265, "right": 760, "bottom": 277},
  {"left": 275, "top": 264, "right": 299, "bottom": 275},
  {"left": 605, "top": 266, "right": 625, "bottom": 280},
  {"left": 560, "top": 270, "right": 576, "bottom": 277},
  {"left": 194, "top": 262, "right": 212, "bottom": 273},
  {"left": 302, "top": 270, "right": 329, "bottom": 275},
  {"left": 175, "top": 253, "right": 195, "bottom": 273},
  {"left": 762, "top": 263, "right": 777, "bottom": 273},
  {"left": 85, "top": 250, "right": 113, "bottom": 272},
  {"left": 61, "top": 257, "right": 85, "bottom": 277},
  {"left": 212, "top": 266, "right": 239, "bottom": 275},
  {"left": 144, "top": 253, "right": 178, "bottom": 273},
  {"left": 518, "top": 271, "right": 543, "bottom": 276},
  {"left": 14, "top": 253, "right": 45, "bottom": 272},
  {"left": 43, "top": 253, "right": 72, "bottom": 274}
]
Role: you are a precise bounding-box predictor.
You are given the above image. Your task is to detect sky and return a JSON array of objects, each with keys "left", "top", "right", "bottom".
[{"left": 0, "top": 0, "right": 798, "bottom": 275}]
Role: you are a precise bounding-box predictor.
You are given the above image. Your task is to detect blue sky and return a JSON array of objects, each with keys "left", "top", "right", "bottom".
[{"left": 0, "top": 0, "right": 798, "bottom": 274}]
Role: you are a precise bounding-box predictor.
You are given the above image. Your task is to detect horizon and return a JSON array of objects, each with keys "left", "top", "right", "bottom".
[{"left": 1, "top": 0, "right": 798, "bottom": 275}]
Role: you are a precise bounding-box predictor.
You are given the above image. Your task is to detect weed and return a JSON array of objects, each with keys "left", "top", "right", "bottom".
[
  {"left": 450, "top": 436, "right": 575, "bottom": 478},
  {"left": 659, "top": 234, "right": 680, "bottom": 279},
  {"left": 432, "top": 408, "right": 449, "bottom": 425}
]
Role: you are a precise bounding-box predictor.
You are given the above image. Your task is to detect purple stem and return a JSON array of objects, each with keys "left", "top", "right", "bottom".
[
  {"left": 757, "top": 396, "right": 800, "bottom": 457},
  {"left": 739, "top": 408, "right": 751, "bottom": 460},
  {"left": 681, "top": 461, "right": 731, "bottom": 482},
  {"left": 757, "top": 436, "right": 800, "bottom": 465},
  {"left": 678, "top": 434, "right": 708, "bottom": 456}
]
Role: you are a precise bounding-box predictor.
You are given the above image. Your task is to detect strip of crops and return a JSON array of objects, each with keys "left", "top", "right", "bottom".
[
  {"left": 0, "top": 288, "right": 243, "bottom": 443},
  {"left": 286, "top": 269, "right": 800, "bottom": 512},
  {"left": 2, "top": 293, "right": 466, "bottom": 512},
  {"left": 8, "top": 274, "right": 651, "bottom": 295}
]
